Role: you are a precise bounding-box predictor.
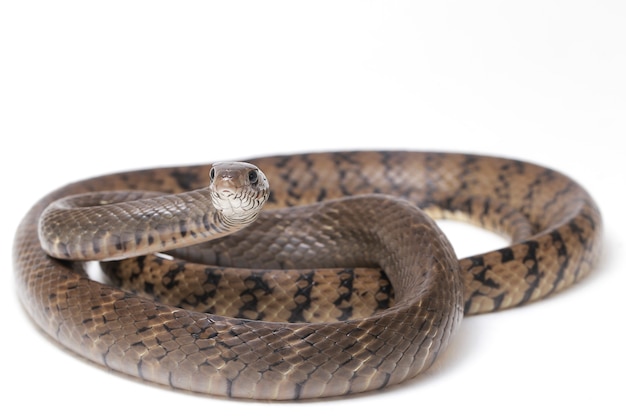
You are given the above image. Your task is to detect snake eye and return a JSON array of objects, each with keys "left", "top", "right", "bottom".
[
  {"left": 248, "top": 169, "right": 259, "bottom": 185},
  {"left": 209, "top": 167, "right": 215, "bottom": 182}
]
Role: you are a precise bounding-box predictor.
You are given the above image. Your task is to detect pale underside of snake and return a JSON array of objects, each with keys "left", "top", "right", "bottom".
[{"left": 13, "top": 151, "right": 602, "bottom": 400}]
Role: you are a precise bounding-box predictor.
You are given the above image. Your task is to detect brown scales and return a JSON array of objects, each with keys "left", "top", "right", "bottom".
[{"left": 13, "top": 151, "right": 602, "bottom": 400}]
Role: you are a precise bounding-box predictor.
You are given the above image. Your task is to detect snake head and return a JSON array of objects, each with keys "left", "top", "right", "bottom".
[{"left": 209, "top": 162, "right": 270, "bottom": 223}]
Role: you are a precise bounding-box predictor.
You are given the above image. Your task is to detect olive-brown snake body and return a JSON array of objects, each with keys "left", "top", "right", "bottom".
[{"left": 13, "top": 151, "right": 602, "bottom": 400}]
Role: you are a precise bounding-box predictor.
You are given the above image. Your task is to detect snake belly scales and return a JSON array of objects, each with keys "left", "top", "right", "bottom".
[{"left": 13, "top": 151, "right": 602, "bottom": 400}]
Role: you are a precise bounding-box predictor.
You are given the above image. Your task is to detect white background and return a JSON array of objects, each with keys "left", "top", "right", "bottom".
[{"left": 1, "top": 1, "right": 624, "bottom": 416}]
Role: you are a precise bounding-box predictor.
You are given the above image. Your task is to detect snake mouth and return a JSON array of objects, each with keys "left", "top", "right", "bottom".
[{"left": 214, "top": 185, "right": 235, "bottom": 198}]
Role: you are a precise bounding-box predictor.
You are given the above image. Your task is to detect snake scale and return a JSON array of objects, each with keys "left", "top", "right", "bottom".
[{"left": 13, "top": 151, "right": 602, "bottom": 400}]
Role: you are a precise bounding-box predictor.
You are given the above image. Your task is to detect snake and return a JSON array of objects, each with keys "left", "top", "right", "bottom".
[{"left": 13, "top": 151, "right": 602, "bottom": 400}]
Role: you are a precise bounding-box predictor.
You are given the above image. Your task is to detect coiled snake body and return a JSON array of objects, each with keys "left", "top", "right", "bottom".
[{"left": 13, "top": 151, "right": 602, "bottom": 400}]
